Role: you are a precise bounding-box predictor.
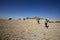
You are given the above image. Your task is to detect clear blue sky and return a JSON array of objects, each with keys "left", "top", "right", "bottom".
[{"left": 0, "top": 0, "right": 60, "bottom": 19}]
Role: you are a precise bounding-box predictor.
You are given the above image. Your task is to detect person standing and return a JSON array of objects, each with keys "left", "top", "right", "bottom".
[{"left": 45, "top": 19, "right": 49, "bottom": 28}]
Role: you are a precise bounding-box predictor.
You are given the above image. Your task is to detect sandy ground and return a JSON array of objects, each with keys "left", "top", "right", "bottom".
[{"left": 0, "top": 19, "right": 60, "bottom": 40}]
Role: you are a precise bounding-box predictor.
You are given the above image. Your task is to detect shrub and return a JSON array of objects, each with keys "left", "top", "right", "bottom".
[
  {"left": 55, "top": 21, "right": 60, "bottom": 23},
  {"left": 9, "top": 18, "right": 12, "bottom": 20}
]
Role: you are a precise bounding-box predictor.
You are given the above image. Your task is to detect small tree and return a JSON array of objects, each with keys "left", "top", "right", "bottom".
[{"left": 9, "top": 18, "right": 12, "bottom": 20}]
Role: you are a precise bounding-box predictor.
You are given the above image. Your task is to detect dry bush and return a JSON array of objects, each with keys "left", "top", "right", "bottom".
[
  {"left": 48, "top": 20, "right": 60, "bottom": 23},
  {"left": 48, "top": 21, "right": 55, "bottom": 23},
  {"left": 55, "top": 21, "right": 60, "bottom": 23}
]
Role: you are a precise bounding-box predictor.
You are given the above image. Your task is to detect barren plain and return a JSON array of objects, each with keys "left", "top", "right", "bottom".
[{"left": 0, "top": 19, "right": 60, "bottom": 40}]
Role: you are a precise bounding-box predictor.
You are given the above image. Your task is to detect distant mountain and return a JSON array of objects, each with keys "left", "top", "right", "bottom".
[{"left": 26, "top": 16, "right": 45, "bottom": 20}]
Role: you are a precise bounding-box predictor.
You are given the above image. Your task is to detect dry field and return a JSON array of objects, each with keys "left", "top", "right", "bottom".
[{"left": 0, "top": 19, "right": 60, "bottom": 40}]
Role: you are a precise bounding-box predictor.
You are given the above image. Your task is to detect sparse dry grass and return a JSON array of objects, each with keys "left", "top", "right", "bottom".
[{"left": 0, "top": 19, "right": 60, "bottom": 40}]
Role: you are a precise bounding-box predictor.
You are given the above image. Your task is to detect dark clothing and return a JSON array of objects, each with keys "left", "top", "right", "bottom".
[
  {"left": 37, "top": 20, "right": 40, "bottom": 24},
  {"left": 45, "top": 22, "right": 48, "bottom": 28}
]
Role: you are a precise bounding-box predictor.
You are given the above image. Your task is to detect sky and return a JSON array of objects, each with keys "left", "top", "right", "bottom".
[{"left": 0, "top": 0, "right": 60, "bottom": 19}]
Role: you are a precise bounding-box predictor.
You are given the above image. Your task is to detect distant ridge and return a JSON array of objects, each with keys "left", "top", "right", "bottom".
[{"left": 25, "top": 16, "right": 46, "bottom": 20}]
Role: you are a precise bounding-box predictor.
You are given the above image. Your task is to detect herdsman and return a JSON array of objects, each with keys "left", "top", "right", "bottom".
[
  {"left": 37, "top": 18, "right": 40, "bottom": 24},
  {"left": 37, "top": 20, "right": 40, "bottom": 24},
  {"left": 45, "top": 19, "right": 49, "bottom": 28}
]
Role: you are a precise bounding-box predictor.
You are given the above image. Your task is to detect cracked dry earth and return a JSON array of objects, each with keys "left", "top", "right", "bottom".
[{"left": 0, "top": 19, "right": 60, "bottom": 40}]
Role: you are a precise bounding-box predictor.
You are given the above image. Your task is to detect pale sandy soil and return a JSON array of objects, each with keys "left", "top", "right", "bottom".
[{"left": 0, "top": 19, "right": 60, "bottom": 40}]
